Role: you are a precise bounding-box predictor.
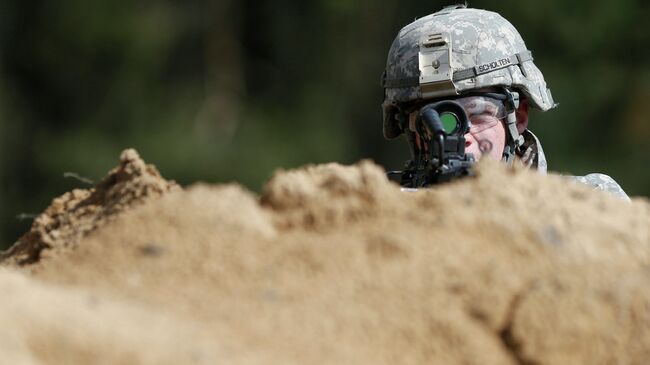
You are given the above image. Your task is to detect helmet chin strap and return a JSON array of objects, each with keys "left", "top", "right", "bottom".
[{"left": 501, "top": 88, "right": 525, "bottom": 165}]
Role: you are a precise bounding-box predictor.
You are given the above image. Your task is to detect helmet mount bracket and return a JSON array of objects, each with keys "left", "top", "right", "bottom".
[{"left": 418, "top": 33, "right": 458, "bottom": 99}]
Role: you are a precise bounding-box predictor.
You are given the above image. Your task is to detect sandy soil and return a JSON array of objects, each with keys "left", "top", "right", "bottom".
[{"left": 1, "top": 149, "right": 649, "bottom": 365}]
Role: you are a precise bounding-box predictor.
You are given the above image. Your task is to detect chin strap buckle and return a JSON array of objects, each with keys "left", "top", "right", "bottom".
[{"left": 501, "top": 88, "right": 525, "bottom": 165}]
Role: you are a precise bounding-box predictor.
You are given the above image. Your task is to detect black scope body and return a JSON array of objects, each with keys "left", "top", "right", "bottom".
[{"left": 388, "top": 100, "right": 476, "bottom": 187}]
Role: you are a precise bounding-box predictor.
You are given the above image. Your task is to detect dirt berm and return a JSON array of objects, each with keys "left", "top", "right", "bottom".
[{"left": 1, "top": 149, "right": 650, "bottom": 365}]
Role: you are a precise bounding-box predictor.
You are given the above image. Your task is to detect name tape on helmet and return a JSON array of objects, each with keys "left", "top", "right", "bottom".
[
  {"left": 476, "top": 58, "right": 512, "bottom": 74},
  {"left": 453, "top": 50, "right": 534, "bottom": 82}
]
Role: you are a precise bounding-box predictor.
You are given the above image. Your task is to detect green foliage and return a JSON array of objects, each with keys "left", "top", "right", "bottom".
[{"left": 1, "top": 0, "right": 649, "bottom": 248}]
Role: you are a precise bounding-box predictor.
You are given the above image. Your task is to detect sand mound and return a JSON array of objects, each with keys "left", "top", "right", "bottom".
[
  {"left": 0, "top": 269, "right": 230, "bottom": 365},
  {"left": 2, "top": 150, "right": 650, "bottom": 364},
  {"left": 0, "top": 149, "right": 178, "bottom": 265},
  {"left": 261, "top": 160, "right": 395, "bottom": 229}
]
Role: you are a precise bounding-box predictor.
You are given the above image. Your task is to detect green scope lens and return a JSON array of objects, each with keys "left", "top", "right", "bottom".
[{"left": 440, "top": 112, "right": 459, "bottom": 134}]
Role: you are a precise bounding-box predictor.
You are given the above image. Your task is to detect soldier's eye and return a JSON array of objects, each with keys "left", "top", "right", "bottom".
[{"left": 468, "top": 116, "right": 499, "bottom": 133}]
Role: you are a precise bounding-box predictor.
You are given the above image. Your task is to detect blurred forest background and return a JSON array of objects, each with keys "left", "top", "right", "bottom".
[{"left": 0, "top": 0, "right": 649, "bottom": 248}]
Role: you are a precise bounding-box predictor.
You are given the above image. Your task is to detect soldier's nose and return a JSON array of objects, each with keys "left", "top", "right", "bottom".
[{"left": 464, "top": 133, "right": 473, "bottom": 148}]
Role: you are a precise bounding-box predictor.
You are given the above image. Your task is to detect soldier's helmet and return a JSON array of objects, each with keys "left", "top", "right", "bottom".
[{"left": 382, "top": 4, "right": 556, "bottom": 139}]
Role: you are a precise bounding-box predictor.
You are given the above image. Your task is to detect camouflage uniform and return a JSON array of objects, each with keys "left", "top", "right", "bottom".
[
  {"left": 519, "top": 133, "right": 630, "bottom": 201},
  {"left": 381, "top": 5, "right": 630, "bottom": 201}
]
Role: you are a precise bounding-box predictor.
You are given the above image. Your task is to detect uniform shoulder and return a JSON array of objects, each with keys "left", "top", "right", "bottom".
[{"left": 569, "top": 173, "right": 630, "bottom": 201}]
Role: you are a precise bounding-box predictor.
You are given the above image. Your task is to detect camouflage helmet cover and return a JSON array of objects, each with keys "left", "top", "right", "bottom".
[{"left": 382, "top": 5, "right": 556, "bottom": 139}]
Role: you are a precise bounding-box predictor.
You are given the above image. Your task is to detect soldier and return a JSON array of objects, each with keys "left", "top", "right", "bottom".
[{"left": 381, "top": 4, "right": 629, "bottom": 200}]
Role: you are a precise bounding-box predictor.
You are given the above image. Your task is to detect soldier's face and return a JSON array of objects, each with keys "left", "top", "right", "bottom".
[
  {"left": 464, "top": 113, "right": 506, "bottom": 160},
  {"left": 456, "top": 96, "right": 508, "bottom": 161}
]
